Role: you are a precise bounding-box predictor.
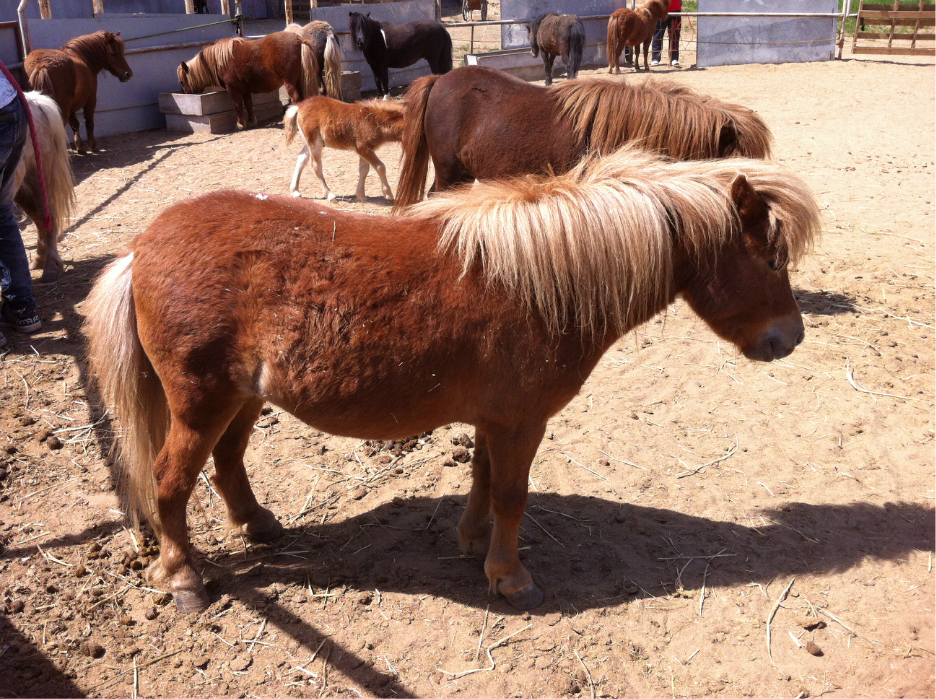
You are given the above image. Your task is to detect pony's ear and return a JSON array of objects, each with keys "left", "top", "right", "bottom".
[
  {"left": 730, "top": 174, "right": 768, "bottom": 233},
  {"left": 116, "top": 31, "right": 121, "bottom": 37},
  {"left": 367, "top": 12, "right": 371, "bottom": 16},
  {"left": 180, "top": 61, "right": 189, "bottom": 74}
]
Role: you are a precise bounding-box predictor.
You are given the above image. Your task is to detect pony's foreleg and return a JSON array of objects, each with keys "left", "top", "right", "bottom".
[
  {"left": 458, "top": 431, "right": 492, "bottom": 557},
  {"left": 309, "top": 136, "right": 336, "bottom": 201},
  {"left": 244, "top": 92, "right": 257, "bottom": 128},
  {"left": 289, "top": 143, "right": 310, "bottom": 197},
  {"left": 229, "top": 90, "right": 248, "bottom": 129},
  {"left": 484, "top": 421, "right": 547, "bottom": 610},
  {"left": 358, "top": 148, "right": 393, "bottom": 203},
  {"left": 210, "top": 397, "right": 284, "bottom": 542}
]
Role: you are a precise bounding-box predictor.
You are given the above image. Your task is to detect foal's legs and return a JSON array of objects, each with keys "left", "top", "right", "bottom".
[
  {"left": 308, "top": 136, "right": 336, "bottom": 201},
  {"left": 356, "top": 147, "right": 393, "bottom": 203},
  {"left": 289, "top": 143, "right": 310, "bottom": 197},
  {"left": 483, "top": 421, "right": 547, "bottom": 610},
  {"left": 210, "top": 397, "right": 284, "bottom": 542},
  {"left": 458, "top": 431, "right": 492, "bottom": 557}
]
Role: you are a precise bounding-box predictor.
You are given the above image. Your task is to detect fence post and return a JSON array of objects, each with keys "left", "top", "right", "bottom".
[
  {"left": 221, "top": 0, "right": 230, "bottom": 16},
  {"left": 184, "top": 0, "right": 195, "bottom": 13},
  {"left": 38, "top": 0, "right": 50, "bottom": 18},
  {"left": 285, "top": 0, "right": 294, "bottom": 25},
  {"left": 93, "top": 0, "right": 104, "bottom": 13}
]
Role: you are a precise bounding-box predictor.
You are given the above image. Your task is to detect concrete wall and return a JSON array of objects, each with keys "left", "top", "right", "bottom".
[
  {"left": 697, "top": 0, "right": 837, "bottom": 67},
  {"left": 500, "top": 0, "right": 622, "bottom": 70},
  {"left": 1, "top": 0, "right": 268, "bottom": 20},
  {"left": 21, "top": 15, "right": 234, "bottom": 136}
]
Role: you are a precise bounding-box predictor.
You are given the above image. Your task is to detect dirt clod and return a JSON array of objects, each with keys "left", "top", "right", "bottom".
[
  {"left": 805, "top": 641, "right": 824, "bottom": 657},
  {"left": 451, "top": 447, "right": 471, "bottom": 463},
  {"left": 79, "top": 642, "right": 105, "bottom": 659}
]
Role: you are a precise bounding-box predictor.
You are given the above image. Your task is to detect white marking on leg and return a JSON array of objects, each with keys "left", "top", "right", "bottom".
[{"left": 290, "top": 144, "right": 310, "bottom": 197}]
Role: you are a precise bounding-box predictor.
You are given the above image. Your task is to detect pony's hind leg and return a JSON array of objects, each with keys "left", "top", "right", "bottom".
[
  {"left": 210, "top": 397, "right": 284, "bottom": 543},
  {"left": 16, "top": 187, "right": 63, "bottom": 282},
  {"left": 483, "top": 421, "right": 547, "bottom": 610},
  {"left": 68, "top": 111, "right": 86, "bottom": 154},
  {"left": 310, "top": 136, "right": 336, "bottom": 201},
  {"left": 357, "top": 147, "right": 393, "bottom": 203},
  {"left": 83, "top": 95, "right": 98, "bottom": 153},
  {"left": 289, "top": 143, "right": 310, "bottom": 197},
  {"left": 458, "top": 431, "right": 492, "bottom": 557},
  {"left": 355, "top": 156, "right": 370, "bottom": 202}
]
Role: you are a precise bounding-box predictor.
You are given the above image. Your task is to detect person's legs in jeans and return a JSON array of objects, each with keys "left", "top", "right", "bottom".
[
  {"left": 670, "top": 16, "right": 682, "bottom": 64},
  {"left": 651, "top": 18, "right": 668, "bottom": 64},
  {"left": 0, "top": 96, "right": 39, "bottom": 339}
]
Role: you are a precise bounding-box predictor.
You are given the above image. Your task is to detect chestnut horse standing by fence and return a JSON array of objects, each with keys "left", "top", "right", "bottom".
[
  {"left": 284, "top": 96, "right": 405, "bottom": 203},
  {"left": 178, "top": 32, "right": 319, "bottom": 129},
  {"left": 85, "top": 147, "right": 819, "bottom": 613},
  {"left": 14, "top": 92, "right": 75, "bottom": 283},
  {"left": 349, "top": 12, "right": 452, "bottom": 98},
  {"left": 527, "top": 12, "right": 585, "bottom": 86},
  {"left": 285, "top": 21, "right": 344, "bottom": 100},
  {"left": 607, "top": 0, "right": 669, "bottom": 73},
  {"left": 394, "top": 66, "right": 772, "bottom": 211},
  {"left": 25, "top": 30, "right": 133, "bottom": 154}
]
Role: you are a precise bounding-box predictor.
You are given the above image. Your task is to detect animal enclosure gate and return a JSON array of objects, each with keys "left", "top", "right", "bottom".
[{"left": 851, "top": 0, "right": 935, "bottom": 56}]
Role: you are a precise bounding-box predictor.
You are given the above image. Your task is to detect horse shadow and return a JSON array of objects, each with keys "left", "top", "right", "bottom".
[{"left": 794, "top": 287, "right": 859, "bottom": 315}]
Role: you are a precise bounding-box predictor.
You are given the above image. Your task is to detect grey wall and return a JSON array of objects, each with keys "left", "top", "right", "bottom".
[
  {"left": 22, "top": 15, "right": 234, "bottom": 136},
  {"left": 500, "top": 0, "right": 623, "bottom": 68},
  {"left": 1, "top": 0, "right": 268, "bottom": 21},
  {"left": 697, "top": 0, "right": 837, "bottom": 67}
]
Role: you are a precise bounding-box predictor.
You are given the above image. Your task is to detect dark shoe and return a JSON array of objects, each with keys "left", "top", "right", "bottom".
[{"left": 0, "top": 305, "right": 41, "bottom": 334}]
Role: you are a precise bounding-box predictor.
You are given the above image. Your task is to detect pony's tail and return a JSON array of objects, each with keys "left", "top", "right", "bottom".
[
  {"left": 392, "top": 74, "right": 440, "bottom": 214},
  {"left": 299, "top": 40, "right": 321, "bottom": 100},
  {"left": 606, "top": 13, "right": 621, "bottom": 69},
  {"left": 568, "top": 20, "right": 585, "bottom": 79},
  {"left": 23, "top": 92, "right": 74, "bottom": 241},
  {"left": 85, "top": 254, "right": 169, "bottom": 536},
  {"left": 283, "top": 103, "right": 300, "bottom": 146},
  {"left": 323, "top": 31, "right": 344, "bottom": 100},
  {"left": 439, "top": 28, "right": 453, "bottom": 74}
]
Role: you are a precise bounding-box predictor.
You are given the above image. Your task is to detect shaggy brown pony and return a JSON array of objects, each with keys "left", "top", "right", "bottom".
[
  {"left": 25, "top": 31, "right": 133, "bottom": 153},
  {"left": 178, "top": 32, "right": 319, "bottom": 129},
  {"left": 607, "top": 0, "right": 669, "bottom": 73},
  {"left": 85, "top": 147, "right": 819, "bottom": 613},
  {"left": 393, "top": 66, "right": 772, "bottom": 211},
  {"left": 527, "top": 12, "right": 585, "bottom": 86},
  {"left": 14, "top": 92, "right": 75, "bottom": 282},
  {"left": 285, "top": 21, "right": 344, "bottom": 100},
  {"left": 284, "top": 96, "right": 405, "bottom": 203}
]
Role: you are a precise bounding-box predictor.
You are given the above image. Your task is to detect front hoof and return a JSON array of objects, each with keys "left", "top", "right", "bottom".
[
  {"left": 239, "top": 508, "right": 285, "bottom": 543},
  {"left": 172, "top": 586, "right": 210, "bottom": 614},
  {"left": 500, "top": 581, "right": 544, "bottom": 610},
  {"left": 38, "top": 268, "right": 62, "bottom": 284},
  {"left": 290, "top": 190, "right": 302, "bottom": 198},
  {"left": 384, "top": 195, "right": 394, "bottom": 204}
]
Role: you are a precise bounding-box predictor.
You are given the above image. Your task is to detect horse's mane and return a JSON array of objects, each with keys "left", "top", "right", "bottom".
[
  {"left": 286, "top": 21, "right": 333, "bottom": 41},
  {"left": 551, "top": 77, "right": 773, "bottom": 160},
  {"left": 185, "top": 37, "right": 241, "bottom": 91},
  {"left": 407, "top": 147, "right": 818, "bottom": 335},
  {"left": 357, "top": 98, "right": 405, "bottom": 117},
  {"left": 62, "top": 31, "right": 124, "bottom": 69}
]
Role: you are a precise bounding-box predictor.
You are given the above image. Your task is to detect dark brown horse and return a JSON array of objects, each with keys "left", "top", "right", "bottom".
[
  {"left": 285, "top": 21, "right": 344, "bottom": 100},
  {"left": 178, "top": 32, "right": 319, "bottom": 129},
  {"left": 349, "top": 12, "right": 452, "bottom": 98},
  {"left": 25, "top": 30, "right": 133, "bottom": 154},
  {"left": 607, "top": 0, "right": 669, "bottom": 73},
  {"left": 527, "top": 12, "right": 585, "bottom": 86},
  {"left": 15, "top": 91, "right": 75, "bottom": 282},
  {"left": 85, "top": 147, "right": 819, "bottom": 613},
  {"left": 393, "top": 66, "right": 773, "bottom": 211}
]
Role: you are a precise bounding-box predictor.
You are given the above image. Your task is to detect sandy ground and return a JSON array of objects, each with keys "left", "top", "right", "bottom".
[{"left": 0, "top": 42, "right": 934, "bottom": 699}]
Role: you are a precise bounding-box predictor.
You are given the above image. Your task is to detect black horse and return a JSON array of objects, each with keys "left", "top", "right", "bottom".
[
  {"left": 348, "top": 11, "right": 452, "bottom": 98},
  {"left": 528, "top": 12, "right": 585, "bottom": 86}
]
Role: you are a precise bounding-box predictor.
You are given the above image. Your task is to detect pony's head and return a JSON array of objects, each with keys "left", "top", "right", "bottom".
[
  {"left": 679, "top": 170, "right": 819, "bottom": 362},
  {"left": 349, "top": 12, "right": 374, "bottom": 51},
  {"left": 102, "top": 31, "right": 132, "bottom": 82},
  {"left": 527, "top": 13, "right": 550, "bottom": 57},
  {"left": 645, "top": 0, "right": 669, "bottom": 21},
  {"left": 177, "top": 60, "right": 195, "bottom": 94}
]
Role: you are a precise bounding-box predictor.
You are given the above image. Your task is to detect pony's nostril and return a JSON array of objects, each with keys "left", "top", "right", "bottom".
[{"left": 795, "top": 329, "right": 805, "bottom": 346}]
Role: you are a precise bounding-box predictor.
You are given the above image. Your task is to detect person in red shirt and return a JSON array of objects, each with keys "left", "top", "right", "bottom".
[{"left": 651, "top": 0, "right": 682, "bottom": 67}]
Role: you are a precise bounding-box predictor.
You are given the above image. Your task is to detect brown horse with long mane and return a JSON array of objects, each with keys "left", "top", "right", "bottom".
[
  {"left": 607, "top": 0, "right": 669, "bottom": 73},
  {"left": 25, "top": 30, "right": 133, "bottom": 154},
  {"left": 15, "top": 92, "right": 75, "bottom": 282},
  {"left": 178, "top": 32, "right": 319, "bottom": 129},
  {"left": 393, "top": 65, "right": 772, "bottom": 211},
  {"left": 283, "top": 96, "right": 405, "bottom": 203},
  {"left": 285, "top": 21, "right": 344, "bottom": 100},
  {"left": 85, "top": 147, "right": 819, "bottom": 613}
]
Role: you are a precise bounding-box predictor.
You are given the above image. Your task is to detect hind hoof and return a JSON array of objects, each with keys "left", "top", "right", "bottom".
[
  {"left": 173, "top": 587, "right": 210, "bottom": 614},
  {"left": 238, "top": 507, "right": 285, "bottom": 543},
  {"left": 500, "top": 581, "right": 544, "bottom": 610},
  {"left": 290, "top": 191, "right": 302, "bottom": 198}
]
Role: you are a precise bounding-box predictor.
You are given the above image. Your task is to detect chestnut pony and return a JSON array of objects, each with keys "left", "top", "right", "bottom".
[
  {"left": 283, "top": 96, "right": 405, "bottom": 203},
  {"left": 607, "top": 0, "right": 669, "bottom": 73},
  {"left": 284, "top": 21, "right": 344, "bottom": 100},
  {"left": 393, "top": 66, "right": 772, "bottom": 211},
  {"left": 527, "top": 13, "right": 585, "bottom": 86},
  {"left": 178, "top": 32, "right": 319, "bottom": 129},
  {"left": 86, "top": 147, "right": 819, "bottom": 613},
  {"left": 15, "top": 92, "right": 75, "bottom": 283},
  {"left": 25, "top": 30, "right": 133, "bottom": 154}
]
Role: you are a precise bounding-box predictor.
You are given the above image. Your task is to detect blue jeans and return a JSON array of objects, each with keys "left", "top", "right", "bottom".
[
  {"left": 0, "top": 96, "right": 34, "bottom": 318},
  {"left": 652, "top": 17, "right": 681, "bottom": 63}
]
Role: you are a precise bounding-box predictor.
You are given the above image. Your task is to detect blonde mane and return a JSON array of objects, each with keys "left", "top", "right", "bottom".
[
  {"left": 551, "top": 77, "right": 773, "bottom": 160},
  {"left": 184, "top": 37, "right": 241, "bottom": 92},
  {"left": 407, "top": 147, "right": 819, "bottom": 335}
]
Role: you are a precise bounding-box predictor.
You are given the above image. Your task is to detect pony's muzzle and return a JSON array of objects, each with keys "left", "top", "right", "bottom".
[
  {"left": 743, "top": 314, "right": 805, "bottom": 362},
  {"left": 120, "top": 69, "right": 133, "bottom": 82}
]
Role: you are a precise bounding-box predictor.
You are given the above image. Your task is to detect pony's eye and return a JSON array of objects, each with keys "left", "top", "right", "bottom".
[{"left": 766, "top": 258, "right": 785, "bottom": 272}]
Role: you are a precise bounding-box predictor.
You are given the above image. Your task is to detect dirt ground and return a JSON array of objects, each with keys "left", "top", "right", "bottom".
[{"left": 0, "top": 40, "right": 934, "bottom": 699}]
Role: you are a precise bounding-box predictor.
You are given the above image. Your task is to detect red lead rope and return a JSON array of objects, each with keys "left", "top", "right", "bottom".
[{"left": 0, "top": 60, "right": 53, "bottom": 234}]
